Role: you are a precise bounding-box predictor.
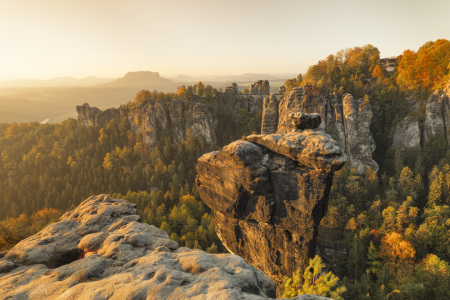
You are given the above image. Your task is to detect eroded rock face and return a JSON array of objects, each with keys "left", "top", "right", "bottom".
[
  {"left": 261, "top": 94, "right": 279, "bottom": 134},
  {"left": 76, "top": 103, "right": 119, "bottom": 128},
  {"left": 196, "top": 115, "right": 346, "bottom": 284},
  {"left": 424, "top": 91, "right": 450, "bottom": 144},
  {"left": 77, "top": 100, "right": 217, "bottom": 147},
  {"left": 128, "top": 100, "right": 169, "bottom": 145},
  {"left": 275, "top": 89, "right": 378, "bottom": 173},
  {"left": 392, "top": 117, "right": 421, "bottom": 148},
  {"left": 342, "top": 94, "right": 378, "bottom": 173},
  {"left": 0, "top": 194, "right": 285, "bottom": 299},
  {"left": 250, "top": 80, "right": 270, "bottom": 95}
]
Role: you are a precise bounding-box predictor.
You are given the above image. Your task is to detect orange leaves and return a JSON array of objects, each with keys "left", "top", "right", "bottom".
[
  {"left": 396, "top": 39, "right": 450, "bottom": 92},
  {"left": 381, "top": 232, "right": 415, "bottom": 262}
]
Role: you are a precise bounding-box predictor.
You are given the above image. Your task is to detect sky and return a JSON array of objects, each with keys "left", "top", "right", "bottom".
[{"left": 0, "top": 0, "right": 449, "bottom": 81}]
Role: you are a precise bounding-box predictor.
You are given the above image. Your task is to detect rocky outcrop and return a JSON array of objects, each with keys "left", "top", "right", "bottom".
[
  {"left": 190, "top": 103, "right": 217, "bottom": 145},
  {"left": 196, "top": 114, "right": 346, "bottom": 284},
  {"left": 392, "top": 117, "right": 421, "bottom": 148},
  {"left": 224, "top": 83, "right": 238, "bottom": 95},
  {"left": 128, "top": 100, "right": 169, "bottom": 145},
  {"left": 77, "top": 99, "right": 217, "bottom": 146},
  {"left": 76, "top": 103, "right": 119, "bottom": 128},
  {"left": 261, "top": 94, "right": 279, "bottom": 134},
  {"left": 274, "top": 88, "right": 378, "bottom": 173},
  {"left": 424, "top": 91, "right": 450, "bottom": 144},
  {"left": 0, "top": 194, "right": 330, "bottom": 299},
  {"left": 277, "top": 88, "right": 303, "bottom": 133},
  {"left": 341, "top": 94, "right": 378, "bottom": 173},
  {"left": 250, "top": 80, "right": 270, "bottom": 95}
]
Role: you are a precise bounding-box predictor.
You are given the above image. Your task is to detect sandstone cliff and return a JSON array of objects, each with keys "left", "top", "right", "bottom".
[
  {"left": 392, "top": 117, "right": 421, "bottom": 148},
  {"left": 0, "top": 194, "right": 328, "bottom": 300},
  {"left": 77, "top": 100, "right": 217, "bottom": 146},
  {"left": 268, "top": 87, "right": 378, "bottom": 173},
  {"left": 76, "top": 103, "right": 120, "bottom": 128},
  {"left": 196, "top": 114, "right": 346, "bottom": 284}
]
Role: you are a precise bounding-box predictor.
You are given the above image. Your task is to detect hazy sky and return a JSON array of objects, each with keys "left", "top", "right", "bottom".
[{"left": 1, "top": 0, "right": 449, "bottom": 81}]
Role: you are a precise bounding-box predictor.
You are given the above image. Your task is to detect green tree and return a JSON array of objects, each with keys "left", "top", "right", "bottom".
[{"left": 280, "top": 255, "right": 346, "bottom": 299}]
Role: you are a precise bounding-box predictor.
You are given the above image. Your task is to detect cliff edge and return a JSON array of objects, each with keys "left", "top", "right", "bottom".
[{"left": 0, "top": 194, "right": 328, "bottom": 300}]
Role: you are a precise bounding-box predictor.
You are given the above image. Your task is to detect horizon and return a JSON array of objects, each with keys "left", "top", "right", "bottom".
[{"left": 1, "top": 0, "right": 449, "bottom": 82}]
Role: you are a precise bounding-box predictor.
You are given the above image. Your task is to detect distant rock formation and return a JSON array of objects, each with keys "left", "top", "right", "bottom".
[
  {"left": 99, "top": 71, "right": 174, "bottom": 88},
  {"left": 76, "top": 103, "right": 119, "bottom": 128},
  {"left": 0, "top": 194, "right": 329, "bottom": 300},
  {"left": 224, "top": 82, "right": 238, "bottom": 95},
  {"left": 250, "top": 80, "right": 270, "bottom": 95},
  {"left": 77, "top": 100, "right": 217, "bottom": 146},
  {"left": 266, "top": 86, "right": 378, "bottom": 173},
  {"left": 392, "top": 117, "right": 421, "bottom": 148},
  {"left": 196, "top": 113, "right": 346, "bottom": 284}
]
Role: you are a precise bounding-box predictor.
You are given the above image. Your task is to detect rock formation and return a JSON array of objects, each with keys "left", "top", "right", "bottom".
[
  {"left": 128, "top": 100, "right": 169, "bottom": 145},
  {"left": 268, "top": 87, "right": 378, "bottom": 173},
  {"left": 424, "top": 90, "right": 450, "bottom": 145},
  {"left": 392, "top": 117, "right": 421, "bottom": 148},
  {"left": 0, "top": 194, "right": 329, "bottom": 299},
  {"left": 261, "top": 94, "right": 279, "bottom": 134},
  {"left": 224, "top": 83, "right": 238, "bottom": 95},
  {"left": 196, "top": 113, "right": 346, "bottom": 284},
  {"left": 77, "top": 99, "right": 217, "bottom": 146},
  {"left": 250, "top": 80, "right": 270, "bottom": 95},
  {"left": 76, "top": 103, "right": 120, "bottom": 128},
  {"left": 341, "top": 94, "right": 378, "bottom": 173}
]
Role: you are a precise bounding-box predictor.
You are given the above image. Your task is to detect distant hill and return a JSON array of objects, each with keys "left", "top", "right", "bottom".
[
  {"left": 99, "top": 71, "right": 175, "bottom": 89},
  {"left": 0, "top": 76, "right": 116, "bottom": 88}
]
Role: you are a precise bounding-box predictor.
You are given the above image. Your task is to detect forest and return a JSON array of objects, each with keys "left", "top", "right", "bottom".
[{"left": 1, "top": 39, "right": 449, "bottom": 299}]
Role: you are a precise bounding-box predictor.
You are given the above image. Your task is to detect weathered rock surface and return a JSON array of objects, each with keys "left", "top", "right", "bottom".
[
  {"left": 77, "top": 99, "right": 217, "bottom": 146},
  {"left": 424, "top": 90, "right": 450, "bottom": 144},
  {"left": 0, "top": 194, "right": 329, "bottom": 299},
  {"left": 289, "top": 112, "right": 321, "bottom": 130},
  {"left": 275, "top": 88, "right": 378, "bottom": 173},
  {"left": 392, "top": 117, "right": 421, "bottom": 148},
  {"left": 250, "top": 80, "right": 270, "bottom": 95},
  {"left": 76, "top": 103, "right": 120, "bottom": 128},
  {"left": 196, "top": 120, "right": 346, "bottom": 284},
  {"left": 341, "top": 94, "right": 378, "bottom": 173},
  {"left": 261, "top": 94, "right": 279, "bottom": 134},
  {"left": 277, "top": 88, "right": 303, "bottom": 133},
  {"left": 128, "top": 100, "right": 169, "bottom": 145}
]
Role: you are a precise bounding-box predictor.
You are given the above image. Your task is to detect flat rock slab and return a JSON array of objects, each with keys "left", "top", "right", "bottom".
[
  {"left": 1, "top": 194, "right": 312, "bottom": 300},
  {"left": 246, "top": 130, "right": 346, "bottom": 172}
]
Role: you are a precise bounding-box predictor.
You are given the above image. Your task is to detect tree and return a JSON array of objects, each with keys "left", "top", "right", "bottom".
[
  {"left": 134, "top": 90, "right": 151, "bottom": 104},
  {"left": 280, "top": 255, "right": 346, "bottom": 299},
  {"left": 196, "top": 81, "right": 205, "bottom": 97},
  {"left": 176, "top": 86, "right": 187, "bottom": 99}
]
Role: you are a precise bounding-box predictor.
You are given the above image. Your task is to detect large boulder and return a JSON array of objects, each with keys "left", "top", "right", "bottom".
[
  {"left": 196, "top": 114, "right": 346, "bottom": 284},
  {"left": 2, "top": 194, "right": 322, "bottom": 299}
]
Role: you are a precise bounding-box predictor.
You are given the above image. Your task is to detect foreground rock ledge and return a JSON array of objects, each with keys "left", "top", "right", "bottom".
[
  {"left": 0, "top": 194, "right": 328, "bottom": 300},
  {"left": 196, "top": 128, "right": 346, "bottom": 285}
]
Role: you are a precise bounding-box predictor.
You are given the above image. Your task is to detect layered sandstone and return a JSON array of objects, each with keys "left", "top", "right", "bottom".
[
  {"left": 269, "top": 87, "right": 378, "bottom": 173},
  {"left": 2, "top": 194, "right": 321, "bottom": 300},
  {"left": 196, "top": 114, "right": 346, "bottom": 284}
]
